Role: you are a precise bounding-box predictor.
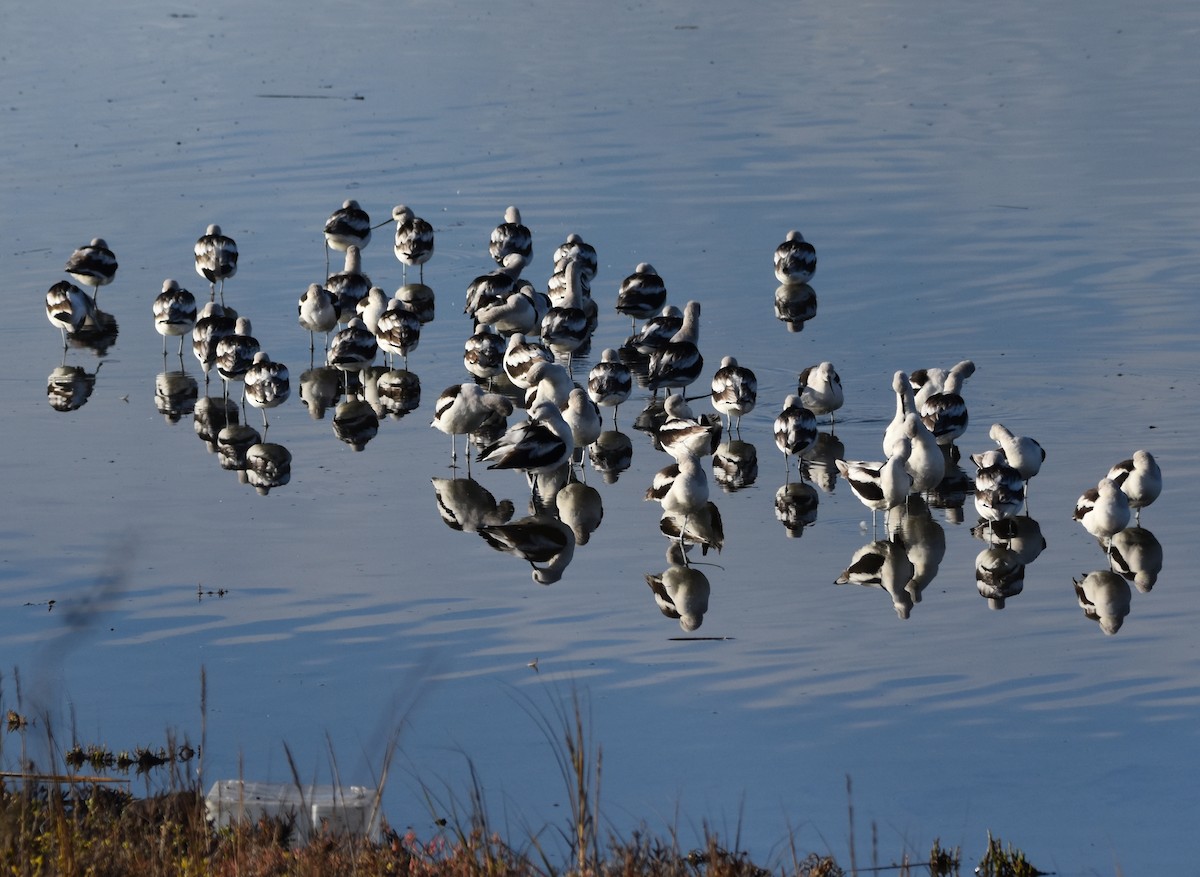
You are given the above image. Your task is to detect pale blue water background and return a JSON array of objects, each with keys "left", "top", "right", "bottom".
[{"left": 2, "top": 1, "right": 1198, "bottom": 873}]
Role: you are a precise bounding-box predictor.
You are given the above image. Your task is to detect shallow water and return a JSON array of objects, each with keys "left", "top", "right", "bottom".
[{"left": 2, "top": 1, "right": 1199, "bottom": 873}]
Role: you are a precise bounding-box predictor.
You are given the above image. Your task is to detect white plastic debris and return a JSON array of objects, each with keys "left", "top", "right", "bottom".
[{"left": 205, "top": 780, "right": 381, "bottom": 843}]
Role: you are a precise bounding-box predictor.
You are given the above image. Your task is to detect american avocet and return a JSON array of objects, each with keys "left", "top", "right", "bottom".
[
  {"left": 773, "top": 230, "right": 817, "bottom": 284},
  {"left": 488, "top": 206, "right": 533, "bottom": 273},
  {"left": 1109, "top": 526, "right": 1163, "bottom": 593},
  {"left": 553, "top": 233, "right": 598, "bottom": 285},
  {"left": 646, "top": 300, "right": 703, "bottom": 395},
  {"left": 244, "top": 352, "right": 290, "bottom": 429},
  {"left": 354, "top": 286, "right": 390, "bottom": 337},
  {"left": 464, "top": 323, "right": 505, "bottom": 386},
  {"left": 194, "top": 224, "right": 238, "bottom": 303},
  {"left": 909, "top": 367, "right": 946, "bottom": 410},
  {"left": 215, "top": 317, "right": 260, "bottom": 396},
  {"left": 464, "top": 267, "right": 519, "bottom": 320},
  {"left": 882, "top": 371, "right": 916, "bottom": 456},
  {"left": 970, "top": 449, "right": 1025, "bottom": 528},
  {"left": 1106, "top": 450, "right": 1161, "bottom": 522},
  {"left": 563, "top": 388, "right": 603, "bottom": 464},
  {"left": 326, "top": 245, "right": 371, "bottom": 321},
  {"left": 540, "top": 261, "right": 590, "bottom": 370},
  {"left": 773, "top": 394, "right": 818, "bottom": 478},
  {"left": 323, "top": 199, "right": 372, "bottom": 270},
  {"left": 899, "top": 412, "right": 944, "bottom": 494},
  {"left": 431, "top": 382, "right": 515, "bottom": 467},
  {"left": 1073, "top": 478, "right": 1131, "bottom": 550},
  {"left": 1073, "top": 570, "right": 1132, "bottom": 635},
  {"left": 503, "top": 333, "right": 554, "bottom": 390},
  {"left": 587, "top": 349, "right": 632, "bottom": 423},
  {"left": 298, "top": 283, "right": 338, "bottom": 353},
  {"left": 989, "top": 423, "right": 1045, "bottom": 485},
  {"left": 615, "top": 263, "right": 667, "bottom": 327},
  {"left": 65, "top": 238, "right": 117, "bottom": 302},
  {"left": 391, "top": 205, "right": 434, "bottom": 283},
  {"left": 836, "top": 437, "right": 914, "bottom": 530},
  {"left": 327, "top": 317, "right": 378, "bottom": 377},
  {"left": 191, "top": 302, "right": 237, "bottom": 379},
  {"left": 431, "top": 476, "right": 516, "bottom": 533},
  {"left": 652, "top": 455, "right": 710, "bottom": 543},
  {"left": 479, "top": 400, "right": 574, "bottom": 499},
  {"left": 45, "top": 280, "right": 95, "bottom": 349},
  {"left": 474, "top": 288, "right": 538, "bottom": 336},
  {"left": 478, "top": 514, "right": 575, "bottom": 585},
  {"left": 710, "top": 355, "right": 757, "bottom": 433},
  {"left": 797, "top": 361, "right": 843, "bottom": 424},
  {"left": 657, "top": 393, "right": 720, "bottom": 462},
  {"left": 152, "top": 279, "right": 198, "bottom": 357},
  {"left": 627, "top": 304, "right": 682, "bottom": 357},
  {"left": 375, "top": 299, "right": 421, "bottom": 369},
  {"left": 523, "top": 360, "right": 575, "bottom": 412},
  {"left": 920, "top": 360, "right": 975, "bottom": 446}
]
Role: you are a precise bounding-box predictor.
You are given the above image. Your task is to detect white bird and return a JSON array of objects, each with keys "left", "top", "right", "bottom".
[
  {"left": 563, "top": 388, "right": 603, "bottom": 463},
  {"left": 1106, "top": 450, "right": 1161, "bottom": 523},
  {"left": 797, "top": 361, "right": 843, "bottom": 424},
  {"left": 522, "top": 360, "right": 575, "bottom": 411},
  {"left": 658, "top": 394, "right": 720, "bottom": 462},
  {"left": 297, "top": 283, "right": 338, "bottom": 352},
  {"left": 989, "top": 423, "right": 1045, "bottom": 485},
  {"left": 323, "top": 199, "right": 372, "bottom": 268},
  {"left": 587, "top": 349, "right": 632, "bottom": 422},
  {"left": 615, "top": 263, "right": 667, "bottom": 326},
  {"left": 431, "top": 383, "right": 514, "bottom": 467},
  {"left": 970, "top": 449, "right": 1025, "bottom": 527},
  {"left": 194, "top": 224, "right": 238, "bottom": 303},
  {"left": 391, "top": 205, "right": 434, "bottom": 282},
  {"left": 649, "top": 455, "right": 710, "bottom": 535},
  {"left": 327, "top": 317, "right": 378, "bottom": 375},
  {"left": 355, "top": 286, "right": 390, "bottom": 337},
  {"left": 899, "top": 412, "right": 944, "bottom": 494},
  {"left": 152, "top": 279, "right": 198, "bottom": 356},
  {"left": 503, "top": 333, "right": 554, "bottom": 390},
  {"left": 375, "top": 299, "right": 421, "bottom": 369},
  {"left": 646, "top": 300, "right": 703, "bottom": 395},
  {"left": 326, "top": 244, "right": 371, "bottom": 321},
  {"left": 883, "top": 370, "right": 917, "bottom": 456},
  {"left": 627, "top": 304, "right": 682, "bottom": 356},
  {"left": 920, "top": 360, "right": 975, "bottom": 446},
  {"left": 46, "top": 280, "right": 96, "bottom": 348},
  {"left": 710, "top": 356, "right": 757, "bottom": 433},
  {"left": 488, "top": 206, "right": 533, "bottom": 273},
  {"left": 463, "top": 266, "right": 520, "bottom": 319},
  {"left": 774, "top": 394, "right": 818, "bottom": 478},
  {"left": 474, "top": 288, "right": 538, "bottom": 337},
  {"left": 244, "top": 352, "right": 290, "bottom": 429},
  {"left": 464, "top": 323, "right": 505, "bottom": 386},
  {"left": 1074, "top": 478, "right": 1131, "bottom": 550},
  {"left": 773, "top": 230, "right": 816, "bottom": 284},
  {"left": 553, "top": 233, "right": 598, "bottom": 284},
  {"left": 479, "top": 400, "right": 574, "bottom": 495},
  {"left": 836, "top": 438, "right": 914, "bottom": 530},
  {"left": 65, "top": 238, "right": 118, "bottom": 302}
]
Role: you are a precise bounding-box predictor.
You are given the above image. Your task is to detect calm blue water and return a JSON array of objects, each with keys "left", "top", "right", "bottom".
[{"left": 2, "top": 1, "right": 1198, "bottom": 873}]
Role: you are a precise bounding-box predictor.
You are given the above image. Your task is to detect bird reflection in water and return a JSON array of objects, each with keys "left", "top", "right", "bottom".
[
  {"left": 801, "top": 431, "right": 844, "bottom": 494},
  {"left": 836, "top": 535, "right": 916, "bottom": 619},
  {"left": 1073, "top": 570, "right": 1132, "bottom": 635},
  {"left": 155, "top": 370, "right": 199, "bottom": 424},
  {"left": 299, "top": 366, "right": 343, "bottom": 420},
  {"left": 713, "top": 439, "right": 758, "bottom": 492},
  {"left": 589, "top": 429, "right": 633, "bottom": 483},
  {"left": 555, "top": 474, "right": 604, "bottom": 546},
  {"left": 194, "top": 396, "right": 239, "bottom": 453},
  {"left": 975, "top": 545, "right": 1024, "bottom": 610},
  {"left": 66, "top": 308, "right": 119, "bottom": 357},
  {"left": 431, "top": 477, "right": 515, "bottom": 533},
  {"left": 47, "top": 362, "right": 103, "bottom": 412},
  {"left": 217, "top": 423, "right": 261, "bottom": 478},
  {"left": 373, "top": 369, "right": 421, "bottom": 420},
  {"left": 897, "top": 495, "right": 946, "bottom": 606},
  {"left": 245, "top": 443, "right": 292, "bottom": 496},
  {"left": 774, "top": 282, "right": 817, "bottom": 333},
  {"left": 478, "top": 513, "right": 576, "bottom": 585},
  {"left": 659, "top": 500, "right": 724, "bottom": 556},
  {"left": 775, "top": 481, "right": 818, "bottom": 537},
  {"left": 971, "top": 515, "right": 1046, "bottom": 567},
  {"left": 646, "top": 542, "right": 711, "bottom": 631},
  {"left": 333, "top": 398, "right": 380, "bottom": 452},
  {"left": 926, "top": 458, "right": 970, "bottom": 524},
  {"left": 1109, "top": 527, "right": 1162, "bottom": 593}
]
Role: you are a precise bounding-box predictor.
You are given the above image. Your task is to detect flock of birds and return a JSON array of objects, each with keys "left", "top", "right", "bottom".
[{"left": 42, "top": 203, "right": 1165, "bottom": 631}]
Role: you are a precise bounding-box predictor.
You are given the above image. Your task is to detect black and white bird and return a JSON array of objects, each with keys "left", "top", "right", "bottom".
[
  {"left": 215, "top": 316, "right": 261, "bottom": 393},
  {"left": 327, "top": 317, "right": 378, "bottom": 376},
  {"left": 562, "top": 388, "right": 603, "bottom": 463},
  {"left": 710, "top": 356, "right": 757, "bottom": 433},
  {"left": 488, "top": 206, "right": 533, "bottom": 273},
  {"left": 970, "top": 449, "right": 1025, "bottom": 528},
  {"left": 773, "top": 230, "right": 817, "bottom": 284},
  {"left": 473, "top": 287, "right": 538, "bottom": 337},
  {"left": 615, "top": 263, "right": 667, "bottom": 327},
  {"left": 298, "top": 283, "right": 338, "bottom": 352},
  {"left": 658, "top": 394, "right": 721, "bottom": 462},
  {"left": 1074, "top": 478, "right": 1131, "bottom": 551},
  {"left": 152, "top": 279, "right": 198, "bottom": 356},
  {"left": 391, "top": 205, "right": 435, "bottom": 282},
  {"left": 192, "top": 301, "right": 237, "bottom": 378},
  {"left": 896, "top": 412, "right": 944, "bottom": 494},
  {"left": 523, "top": 360, "right": 575, "bottom": 411},
  {"left": 326, "top": 245, "right": 371, "bottom": 321},
  {"left": 479, "top": 400, "right": 574, "bottom": 498},
  {"left": 552, "top": 233, "right": 598, "bottom": 285},
  {"left": 375, "top": 299, "right": 421, "bottom": 369},
  {"left": 431, "top": 382, "right": 514, "bottom": 467},
  {"left": 65, "top": 238, "right": 118, "bottom": 302},
  {"left": 587, "top": 348, "right": 633, "bottom": 422},
  {"left": 244, "top": 352, "right": 290, "bottom": 429},
  {"left": 773, "top": 394, "right": 818, "bottom": 478},
  {"left": 989, "top": 423, "right": 1045, "bottom": 487},
  {"left": 194, "top": 224, "right": 238, "bottom": 303},
  {"left": 920, "top": 360, "right": 975, "bottom": 446},
  {"left": 464, "top": 267, "right": 520, "bottom": 320},
  {"left": 540, "top": 260, "right": 590, "bottom": 369},
  {"left": 836, "top": 438, "right": 914, "bottom": 529},
  {"left": 503, "top": 333, "right": 554, "bottom": 390},
  {"left": 354, "top": 286, "right": 390, "bottom": 337},
  {"left": 797, "top": 361, "right": 844, "bottom": 424},
  {"left": 1106, "top": 450, "right": 1161, "bottom": 523},
  {"left": 464, "top": 323, "right": 505, "bottom": 386},
  {"left": 46, "top": 280, "right": 96, "bottom": 348},
  {"left": 627, "top": 304, "right": 682, "bottom": 357},
  {"left": 478, "top": 514, "right": 575, "bottom": 585},
  {"left": 645, "top": 300, "right": 703, "bottom": 395},
  {"left": 323, "top": 199, "right": 372, "bottom": 269}
]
